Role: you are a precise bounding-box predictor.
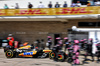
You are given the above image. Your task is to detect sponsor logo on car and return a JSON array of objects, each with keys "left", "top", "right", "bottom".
[{"left": 24, "top": 52, "right": 33, "bottom": 55}]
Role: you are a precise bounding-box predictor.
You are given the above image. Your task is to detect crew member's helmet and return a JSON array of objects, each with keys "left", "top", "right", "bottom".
[
  {"left": 35, "top": 47, "right": 39, "bottom": 50},
  {"left": 47, "top": 36, "right": 52, "bottom": 40},
  {"left": 83, "top": 39, "right": 87, "bottom": 41},
  {"left": 56, "top": 37, "right": 61, "bottom": 40},
  {"left": 80, "top": 40, "right": 84, "bottom": 43},
  {"left": 88, "top": 38, "right": 93, "bottom": 41},
  {"left": 74, "top": 40, "right": 79, "bottom": 44},
  {"left": 80, "top": 40, "right": 84, "bottom": 42},
  {"left": 8, "top": 34, "right": 12, "bottom": 36},
  {"left": 64, "top": 37, "right": 68, "bottom": 40},
  {"left": 47, "top": 36, "right": 52, "bottom": 38}
]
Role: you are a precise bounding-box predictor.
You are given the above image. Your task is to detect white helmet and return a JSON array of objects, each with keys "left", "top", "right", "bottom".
[{"left": 8, "top": 34, "right": 12, "bottom": 36}]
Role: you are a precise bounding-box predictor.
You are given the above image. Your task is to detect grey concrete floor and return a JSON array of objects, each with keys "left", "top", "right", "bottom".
[{"left": 0, "top": 49, "right": 100, "bottom": 66}]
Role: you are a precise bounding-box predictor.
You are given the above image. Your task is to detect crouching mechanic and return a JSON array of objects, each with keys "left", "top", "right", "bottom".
[{"left": 7, "top": 34, "right": 14, "bottom": 47}]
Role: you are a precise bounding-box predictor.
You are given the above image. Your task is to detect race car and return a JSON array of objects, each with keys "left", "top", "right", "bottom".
[{"left": 4, "top": 44, "right": 52, "bottom": 58}]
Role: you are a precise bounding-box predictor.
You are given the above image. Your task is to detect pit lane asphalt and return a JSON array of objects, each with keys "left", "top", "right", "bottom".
[{"left": 0, "top": 49, "right": 100, "bottom": 66}]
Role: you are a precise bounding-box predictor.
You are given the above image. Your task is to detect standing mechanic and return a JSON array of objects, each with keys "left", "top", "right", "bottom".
[
  {"left": 84, "top": 38, "right": 94, "bottom": 62},
  {"left": 41, "top": 39, "right": 45, "bottom": 49},
  {"left": 34, "top": 39, "right": 40, "bottom": 48},
  {"left": 47, "top": 36, "right": 52, "bottom": 49},
  {"left": 7, "top": 34, "right": 14, "bottom": 47},
  {"left": 63, "top": 37, "right": 69, "bottom": 52},
  {"left": 96, "top": 41, "right": 100, "bottom": 62},
  {"left": 56, "top": 37, "right": 63, "bottom": 50}
]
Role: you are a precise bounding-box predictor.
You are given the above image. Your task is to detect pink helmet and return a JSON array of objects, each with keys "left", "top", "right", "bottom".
[
  {"left": 83, "top": 39, "right": 87, "bottom": 41},
  {"left": 74, "top": 40, "right": 79, "bottom": 44},
  {"left": 64, "top": 37, "right": 68, "bottom": 39},
  {"left": 88, "top": 38, "right": 92, "bottom": 40},
  {"left": 80, "top": 40, "right": 84, "bottom": 42},
  {"left": 56, "top": 37, "right": 61, "bottom": 40},
  {"left": 47, "top": 36, "right": 52, "bottom": 38}
]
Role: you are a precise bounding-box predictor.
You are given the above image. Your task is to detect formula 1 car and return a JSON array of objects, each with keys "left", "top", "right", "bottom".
[{"left": 4, "top": 45, "right": 51, "bottom": 58}]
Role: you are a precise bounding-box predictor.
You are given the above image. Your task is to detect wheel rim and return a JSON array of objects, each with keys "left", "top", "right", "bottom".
[
  {"left": 58, "top": 54, "right": 64, "bottom": 60},
  {"left": 51, "top": 53, "right": 55, "bottom": 58},
  {"left": 6, "top": 50, "right": 13, "bottom": 58},
  {"left": 49, "top": 52, "right": 55, "bottom": 59},
  {"left": 7, "top": 52, "right": 12, "bottom": 56}
]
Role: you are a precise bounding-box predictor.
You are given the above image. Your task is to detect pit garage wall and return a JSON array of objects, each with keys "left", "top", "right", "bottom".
[
  {"left": 0, "top": 21, "right": 68, "bottom": 44},
  {"left": 0, "top": 19, "right": 100, "bottom": 44}
]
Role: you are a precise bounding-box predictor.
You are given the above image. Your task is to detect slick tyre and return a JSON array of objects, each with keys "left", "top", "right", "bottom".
[
  {"left": 5, "top": 50, "right": 15, "bottom": 58},
  {"left": 49, "top": 51, "right": 56, "bottom": 59},
  {"left": 57, "top": 52, "right": 66, "bottom": 62}
]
